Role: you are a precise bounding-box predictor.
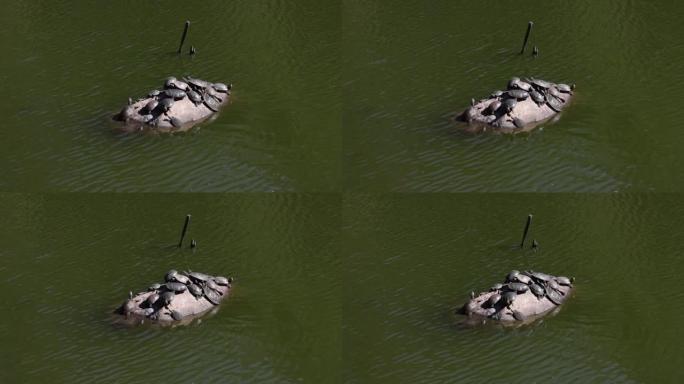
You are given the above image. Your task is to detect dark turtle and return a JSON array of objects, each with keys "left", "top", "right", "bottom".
[
  {"left": 214, "top": 276, "right": 230, "bottom": 286},
  {"left": 142, "top": 307, "right": 155, "bottom": 317},
  {"left": 164, "top": 89, "right": 187, "bottom": 100},
  {"left": 512, "top": 310, "right": 525, "bottom": 321},
  {"left": 514, "top": 81, "right": 532, "bottom": 92},
  {"left": 502, "top": 98, "right": 517, "bottom": 114},
  {"left": 203, "top": 286, "right": 221, "bottom": 305},
  {"left": 205, "top": 86, "right": 223, "bottom": 102},
  {"left": 212, "top": 83, "right": 229, "bottom": 93},
  {"left": 531, "top": 78, "right": 552, "bottom": 90},
  {"left": 168, "top": 117, "right": 182, "bottom": 128},
  {"left": 205, "top": 279, "right": 220, "bottom": 292},
  {"left": 506, "top": 282, "right": 529, "bottom": 293},
  {"left": 204, "top": 96, "right": 220, "bottom": 112},
  {"left": 141, "top": 114, "right": 155, "bottom": 124},
  {"left": 146, "top": 293, "right": 160, "bottom": 307},
  {"left": 187, "top": 90, "right": 202, "bottom": 104},
  {"left": 525, "top": 271, "right": 553, "bottom": 283},
  {"left": 490, "top": 283, "right": 504, "bottom": 291},
  {"left": 547, "top": 279, "right": 561, "bottom": 292},
  {"left": 165, "top": 270, "right": 178, "bottom": 282},
  {"left": 158, "top": 98, "right": 174, "bottom": 113},
  {"left": 148, "top": 90, "right": 161, "bottom": 98},
  {"left": 165, "top": 282, "right": 187, "bottom": 293},
  {"left": 530, "top": 90, "right": 545, "bottom": 104},
  {"left": 143, "top": 100, "right": 159, "bottom": 113},
  {"left": 188, "top": 271, "right": 212, "bottom": 283},
  {"left": 164, "top": 77, "right": 177, "bottom": 89},
  {"left": 556, "top": 84, "right": 572, "bottom": 93},
  {"left": 546, "top": 95, "right": 563, "bottom": 112},
  {"left": 184, "top": 77, "right": 211, "bottom": 90},
  {"left": 502, "top": 291, "right": 516, "bottom": 306},
  {"left": 171, "top": 274, "right": 190, "bottom": 285},
  {"left": 506, "top": 270, "right": 520, "bottom": 282},
  {"left": 507, "top": 77, "right": 521, "bottom": 89},
  {"left": 487, "top": 293, "right": 501, "bottom": 308},
  {"left": 529, "top": 283, "right": 545, "bottom": 298},
  {"left": 490, "top": 90, "right": 504, "bottom": 98},
  {"left": 171, "top": 80, "right": 190, "bottom": 92},
  {"left": 170, "top": 310, "right": 183, "bottom": 321},
  {"left": 556, "top": 276, "right": 572, "bottom": 286},
  {"left": 160, "top": 291, "right": 175, "bottom": 306},
  {"left": 513, "top": 117, "right": 525, "bottom": 129},
  {"left": 506, "top": 90, "right": 529, "bottom": 100},
  {"left": 546, "top": 288, "right": 563, "bottom": 305},
  {"left": 486, "top": 100, "right": 502, "bottom": 115},
  {"left": 148, "top": 283, "right": 162, "bottom": 291},
  {"left": 188, "top": 283, "right": 203, "bottom": 297},
  {"left": 513, "top": 274, "right": 531, "bottom": 285},
  {"left": 547, "top": 87, "right": 565, "bottom": 102}
]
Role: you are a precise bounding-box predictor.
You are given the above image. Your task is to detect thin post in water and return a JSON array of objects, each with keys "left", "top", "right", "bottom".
[
  {"left": 177, "top": 20, "right": 191, "bottom": 54},
  {"left": 520, "top": 21, "right": 534, "bottom": 55},
  {"left": 178, "top": 214, "right": 191, "bottom": 248},
  {"left": 520, "top": 214, "right": 532, "bottom": 249}
]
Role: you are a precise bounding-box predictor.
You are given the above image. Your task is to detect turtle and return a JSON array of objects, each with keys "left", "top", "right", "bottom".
[
  {"left": 164, "top": 77, "right": 177, "bottom": 88},
  {"left": 212, "top": 83, "right": 229, "bottom": 93},
  {"left": 148, "top": 283, "right": 162, "bottom": 291},
  {"left": 165, "top": 270, "right": 178, "bottom": 282},
  {"left": 487, "top": 293, "right": 501, "bottom": 308},
  {"left": 546, "top": 288, "right": 563, "bottom": 305},
  {"left": 506, "top": 90, "right": 529, "bottom": 100},
  {"left": 142, "top": 307, "right": 155, "bottom": 317},
  {"left": 148, "top": 90, "right": 161, "bottom": 98},
  {"left": 170, "top": 310, "right": 183, "bottom": 321},
  {"left": 513, "top": 274, "right": 531, "bottom": 285},
  {"left": 530, "top": 90, "right": 545, "bottom": 104},
  {"left": 160, "top": 291, "right": 175, "bottom": 306},
  {"left": 141, "top": 114, "right": 155, "bottom": 124},
  {"left": 556, "top": 84, "right": 573, "bottom": 93},
  {"left": 165, "top": 282, "right": 187, "bottom": 293},
  {"left": 203, "top": 286, "right": 221, "bottom": 305},
  {"left": 547, "top": 279, "right": 561, "bottom": 292},
  {"left": 187, "top": 90, "right": 202, "bottom": 104},
  {"left": 168, "top": 117, "right": 182, "bottom": 128},
  {"left": 556, "top": 276, "right": 572, "bottom": 286},
  {"left": 513, "top": 117, "right": 525, "bottom": 129},
  {"left": 547, "top": 87, "right": 566, "bottom": 102},
  {"left": 525, "top": 271, "right": 553, "bottom": 283},
  {"left": 506, "top": 282, "right": 529, "bottom": 293},
  {"left": 506, "top": 270, "right": 520, "bottom": 282},
  {"left": 146, "top": 293, "right": 160, "bottom": 307},
  {"left": 507, "top": 77, "right": 521, "bottom": 89},
  {"left": 530, "top": 78, "right": 552, "bottom": 90},
  {"left": 502, "top": 98, "right": 517, "bottom": 114},
  {"left": 158, "top": 98, "right": 174, "bottom": 113},
  {"left": 184, "top": 77, "right": 211, "bottom": 90},
  {"left": 490, "top": 283, "right": 504, "bottom": 291},
  {"left": 546, "top": 95, "right": 563, "bottom": 112},
  {"left": 204, "top": 96, "right": 221, "bottom": 112},
  {"left": 502, "top": 291, "right": 516, "bottom": 306},
  {"left": 171, "top": 80, "right": 190, "bottom": 92},
  {"left": 490, "top": 90, "right": 504, "bottom": 98},
  {"left": 529, "top": 283, "right": 545, "bottom": 298},
  {"left": 188, "top": 283, "right": 203, "bottom": 297},
  {"left": 486, "top": 100, "right": 502, "bottom": 115},
  {"left": 205, "top": 279, "right": 220, "bottom": 292},
  {"left": 171, "top": 274, "right": 190, "bottom": 285},
  {"left": 188, "top": 271, "right": 212, "bottom": 284},
  {"left": 205, "top": 86, "right": 223, "bottom": 102},
  {"left": 514, "top": 81, "right": 532, "bottom": 92},
  {"left": 512, "top": 310, "right": 525, "bottom": 321},
  {"left": 214, "top": 276, "right": 230, "bottom": 286},
  {"left": 164, "top": 89, "right": 187, "bottom": 100},
  {"left": 143, "top": 99, "right": 159, "bottom": 113}
]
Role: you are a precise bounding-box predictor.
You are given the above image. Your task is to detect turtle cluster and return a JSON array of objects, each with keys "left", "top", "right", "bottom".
[
  {"left": 133, "top": 76, "right": 232, "bottom": 128},
  {"left": 484, "top": 270, "right": 574, "bottom": 321},
  {"left": 484, "top": 77, "right": 574, "bottom": 128},
  {"left": 124, "top": 269, "right": 233, "bottom": 322}
]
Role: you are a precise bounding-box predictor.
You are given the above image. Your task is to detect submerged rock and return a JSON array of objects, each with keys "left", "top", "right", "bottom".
[
  {"left": 112, "top": 76, "right": 232, "bottom": 132},
  {"left": 458, "top": 270, "right": 574, "bottom": 325},
  {"left": 115, "top": 270, "right": 234, "bottom": 326},
  {"left": 455, "top": 77, "right": 575, "bottom": 133}
]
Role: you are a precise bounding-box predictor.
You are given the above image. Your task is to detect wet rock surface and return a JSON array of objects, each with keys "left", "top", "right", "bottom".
[
  {"left": 114, "top": 270, "right": 234, "bottom": 326},
  {"left": 458, "top": 270, "right": 574, "bottom": 325},
  {"left": 455, "top": 77, "right": 575, "bottom": 133},
  {"left": 113, "top": 76, "right": 232, "bottom": 132}
]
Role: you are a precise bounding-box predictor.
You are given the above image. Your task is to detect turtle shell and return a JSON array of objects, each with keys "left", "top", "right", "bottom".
[
  {"left": 502, "top": 291, "right": 517, "bottom": 306},
  {"left": 203, "top": 286, "right": 221, "bottom": 305},
  {"left": 187, "top": 90, "right": 202, "bottom": 103},
  {"left": 188, "top": 283, "right": 203, "bottom": 297},
  {"left": 530, "top": 283, "right": 545, "bottom": 297},
  {"left": 506, "top": 282, "right": 529, "bottom": 293},
  {"left": 172, "top": 274, "right": 190, "bottom": 285},
  {"left": 514, "top": 81, "right": 532, "bottom": 92},
  {"left": 506, "top": 270, "right": 520, "bottom": 282},
  {"left": 530, "top": 91, "right": 545, "bottom": 104},
  {"left": 212, "top": 83, "right": 229, "bottom": 93},
  {"left": 214, "top": 276, "right": 230, "bottom": 286},
  {"left": 513, "top": 117, "right": 525, "bottom": 129},
  {"left": 158, "top": 98, "right": 174, "bottom": 111},
  {"left": 502, "top": 98, "right": 517, "bottom": 112},
  {"left": 165, "top": 282, "right": 187, "bottom": 293},
  {"left": 170, "top": 310, "right": 183, "bottom": 321},
  {"left": 160, "top": 291, "right": 175, "bottom": 305},
  {"left": 204, "top": 96, "right": 220, "bottom": 112},
  {"left": 490, "top": 283, "right": 504, "bottom": 291},
  {"left": 490, "top": 90, "right": 504, "bottom": 98},
  {"left": 512, "top": 310, "right": 525, "bottom": 321},
  {"left": 556, "top": 84, "right": 572, "bottom": 93},
  {"left": 144, "top": 100, "right": 158, "bottom": 113},
  {"left": 487, "top": 293, "right": 501, "bottom": 307},
  {"left": 205, "top": 279, "right": 220, "bottom": 292},
  {"left": 185, "top": 77, "right": 211, "bottom": 90},
  {"left": 146, "top": 293, "right": 159, "bottom": 306},
  {"left": 486, "top": 100, "right": 502, "bottom": 115},
  {"left": 148, "top": 283, "right": 162, "bottom": 291},
  {"left": 164, "top": 89, "right": 187, "bottom": 100},
  {"left": 148, "top": 90, "right": 161, "bottom": 98},
  {"left": 188, "top": 271, "right": 212, "bottom": 283},
  {"left": 556, "top": 276, "right": 572, "bottom": 286},
  {"left": 531, "top": 78, "right": 552, "bottom": 89},
  {"left": 546, "top": 96, "right": 563, "bottom": 112},
  {"left": 513, "top": 274, "right": 531, "bottom": 284},
  {"left": 546, "top": 288, "right": 563, "bottom": 305},
  {"left": 165, "top": 270, "right": 178, "bottom": 282},
  {"left": 507, "top": 90, "right": 529, "bottom": 100}
]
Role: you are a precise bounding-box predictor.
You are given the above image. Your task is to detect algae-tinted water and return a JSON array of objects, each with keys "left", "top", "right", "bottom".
[
  {"left": 344, "top": 0, "right": 684, "bottom": 192},
  {"left": 0, "top": 1, "right": 340, "bottom": 192},
  {"left": 0, "top": 194, "right": 341, "bottom": 383}
]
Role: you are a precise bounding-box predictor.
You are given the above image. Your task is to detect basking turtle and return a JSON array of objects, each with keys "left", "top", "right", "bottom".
[
  {"left": 148, "top": 283, "right": 162, "bottom": 291},
  {"left": 143, "top": 100, "right": 158, "bottom": 113},
  {"left": 502, "top": 98, "right": 517, "bottom": 114},
  {"left": 188, "top": 283, "right": 203, "bottom": 298},
  {"left": 512, "top": 310, "right": 525, "bottom": 321},
  {"left": 158, "top": 98, "right": 174, "bottom": 113},
  {"left": 530, "top": 90, "right": 545, "bottom": 104},
  {"left": 502, "top": 291, "right": 516, "bottom": 306},
  {"left": 513, "top": 117, "right": 525, "bottom": 129},
  {"left": 171, "top": 80, "right": 190, "bottom": 92},
  {"left": 514, "top": 81, "right": 532, "bottom": 92},
  {"left": 205, "top": 86, "right": 223, "bottom": 102},
  {"left": 148, "top": 90, "right": 161, "bottom": 98},
  {"left": 556, "top": 276, "right": 572, "bottom": 286},
  {"left": 546, "top": 95, "right": 563, "bottom": 112},
  {"left": 214, "top": 276, "right": 230, "bottom": 286},
  {"left": 165, "top": 282, "right": 187, "bottom": 293},
  {"left": 203, "top": 286, "right": 221, "bottom": 305},
  {"left": 506, "top": 90, "right": 529, "bottom": 100},
  {"left": 506, "top": 270, "right": 520, "bottom": 282},
  {"left": 546, "top": 288, "right": 563, "bottom": 305},
  {"left": 184, "top": 77, "right": 211, "bottom": 90},
  {"left": 486, "top": 100, "right": 502, "bottom": 115},
  {"left": 168, "top": 117, "right": 182, "bottom": 128},
  {"left": 490, "top": 283, "right": 504, "bottom": 291},
  {"left": 160, "top": 291, "right": 175, "bottom": 306},
  {"left": 205, "top": 279, "right": 220, "bottom": 292},
  {"left": 165, "top": 270, "right": 178, "bottom": 282},
  {"left": 547, "top": 279, "right": 561, "bottom": 292},
  {"left": 171, "top": 274, "right": 190, "bottom": 285},
  {"left": 203, "top": 96, "right": 221, "bottom": 112},
  {"left": 547, "top": 87, "right": 566, "bottom": 102},
  {"left": 187, "top": 90, "right": 202, "bottom": 104},
  {"left": 556, "top": 84, "right": 573, "bottom": 93},
  {"left": 188, "top": 271, "right": 212, "bottom": 283},
  {"left": 507, "top": 77, "right": 521, "bottom": 89},
  {"left": 513, "top": 274, "right": 531, "bottom": 285},
  {"left": 164, "top": 89, "right": 187, "bottom": 100},
  {"left": 525, "top": 271, "right": 554, "bottom": 283},
  {"left": 529, "top": 283, "right": 545, "bottom": 298},
  {"left": 212, "top": 83, "right": 230, "bottom": 93},
  {"left": 170, "top": 310, "right": 183, "bottom": 321},
  {"left": 164, "top": 77, "right": 177, "bottom": 89},
  {"left": 490, "top": 90, "right": 504, "bottom": 98},
  {"left": 146, "top": 293, "right": 160, "bottom": 307},
  {"left": 487, "top": 293, "right": 501, "bottom": 308},
  {"left": 506, "top": 282, "right": 529, "bottom": 293},
  {"left": 530, "top": 78, "right": 552, "bottom": 90}
]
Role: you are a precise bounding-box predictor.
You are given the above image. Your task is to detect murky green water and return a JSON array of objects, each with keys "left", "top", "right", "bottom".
[
  {"left": 0, "top": 1, "right": 340, "bottom": 192},
  {"left": 0, "top": 194, "right": 341, "bottom": 383}
]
